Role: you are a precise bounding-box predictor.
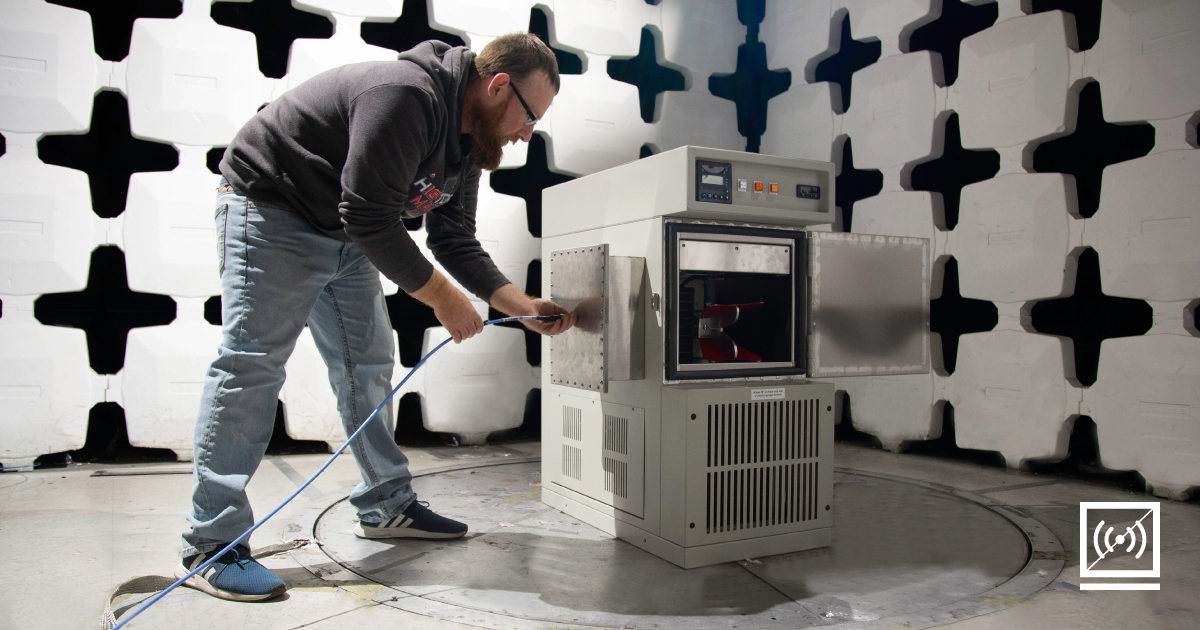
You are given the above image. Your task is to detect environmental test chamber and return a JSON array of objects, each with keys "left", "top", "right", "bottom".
[{"left": 541, "top": 146, "right": 930, "bottom": 568}]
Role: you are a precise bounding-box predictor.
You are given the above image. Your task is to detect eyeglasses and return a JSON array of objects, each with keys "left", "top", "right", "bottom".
[{"left": 509, "top": 82, "right": 539, "bottom": 126}]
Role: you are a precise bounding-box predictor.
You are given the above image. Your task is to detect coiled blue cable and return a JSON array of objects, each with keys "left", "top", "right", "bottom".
[{"left": 111, "top": 315, "right": 557, "bottom": 629}]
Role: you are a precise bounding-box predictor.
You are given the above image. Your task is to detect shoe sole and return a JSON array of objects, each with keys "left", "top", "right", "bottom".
[
  {"left": 353, "top": 522, "right": 467, "bottom": 540},
  {"left": 174, "top": 565, "right": 286, "bottom": 602}
]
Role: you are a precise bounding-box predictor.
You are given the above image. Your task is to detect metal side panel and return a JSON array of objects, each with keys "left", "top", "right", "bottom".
[
  {"left": 547, "top": 391, "right": 646, "bottom": 519},
  {"left": 809, "top": 231, "right": 930, "bottom": 377},
  {"left": 550, "top": 245, "right": 608, "bottom": 391},
  {"left": 605, "top": 256, "right": 646, "bottom": 382}
]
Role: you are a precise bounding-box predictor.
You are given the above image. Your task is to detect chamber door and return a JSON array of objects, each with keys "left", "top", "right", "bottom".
[{"left": 808, "top": 231, "right": 930, "bottom": 377}]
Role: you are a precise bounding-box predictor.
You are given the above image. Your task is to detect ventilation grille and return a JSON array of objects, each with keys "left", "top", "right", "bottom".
[
  {"left": 706, "top": 400, "right": 820, "bottom": 467},
  {"left": 704, "top": 400, "right": 821, "bottom": 534},
  {"left": 603, "top": 456, "right": 628, "bottom": 498},
  {"left": 603, "top": 414, "right": 628, "bottom": 455},
  {"left": 602, "top": 414, "right": 630, "bottom": 498},
  {"left": 563, "top": 445, "right": 582, "bottom": 481},
  {"left": 563, "top": 406, "right": 582, "bottom": 441},
  {"left": 706, "top": 463, "right": 819, "bottom": 533}
]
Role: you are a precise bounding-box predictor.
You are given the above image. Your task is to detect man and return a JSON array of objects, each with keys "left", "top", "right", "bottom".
[{"left": 179, "top": 33, "right": 576, "bottom": 602}]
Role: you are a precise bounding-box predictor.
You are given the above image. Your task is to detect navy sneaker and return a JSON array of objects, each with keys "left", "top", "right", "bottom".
[
  {"left": 354, "top": 500, "right": 468, "bottom": 539},
  {"left": 176, "top": 545, "right": 286, "bottom": 602}
]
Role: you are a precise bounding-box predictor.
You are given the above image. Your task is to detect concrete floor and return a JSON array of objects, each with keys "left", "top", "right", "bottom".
[{"left": 1, "top": 441, "right": 1196, "bottom": 630}]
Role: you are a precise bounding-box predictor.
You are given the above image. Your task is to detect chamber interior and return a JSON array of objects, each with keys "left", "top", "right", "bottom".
[{"left": 677, "top": 271, "right": 794, "bottom": 366}]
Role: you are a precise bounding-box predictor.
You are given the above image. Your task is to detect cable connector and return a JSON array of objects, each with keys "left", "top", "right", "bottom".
[{"left": 484, "top": 314, "right": 564, "bottom": 325}]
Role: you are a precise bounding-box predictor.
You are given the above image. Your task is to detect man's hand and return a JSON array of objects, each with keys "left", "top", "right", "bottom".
[
  {"left": 520, "top": 298, "right": 576, "bottom": 335},
  {"left": 489, "top": 284, "right": 576, "bottom": 335},
  {"left": 410, "top": 270, "right": 483, "bottom": 343}
]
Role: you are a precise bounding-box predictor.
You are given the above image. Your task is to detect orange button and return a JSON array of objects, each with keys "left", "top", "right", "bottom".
[
  {"left": 769, "top": 183, "right": 779, "bottom": 194},
  {"left": 753, "top": 181, "right": 763, "bottom": 192}
]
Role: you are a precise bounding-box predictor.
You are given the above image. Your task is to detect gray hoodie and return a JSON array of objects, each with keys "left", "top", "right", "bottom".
[{"left": 219, "top": 41, "right": 509, "bottom": 301}]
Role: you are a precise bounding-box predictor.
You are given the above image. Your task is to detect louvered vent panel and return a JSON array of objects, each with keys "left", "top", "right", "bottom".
[
  {"left": 603, "top": 414, "right": 628, "bottom": 455},
  {"left": 603, "top": 456, "right": 628, "bottom": 498},
  {"left": 563, "top": 444, "right": 582, "bottom": 480},
  {"left": 704, "top": 400, "right": 821, "bottom": 534},
  {"left": 602, "top": 414, "right": 630, "bottom": 498},
  {"left": 705, "top": 463, "right": 820, "bottom": 533},
  {"left": 706, "top": 400, "right": 820, "bottom": 467},
  {"left": 563, "top": 406, "right": 582, "bottom": 441}
]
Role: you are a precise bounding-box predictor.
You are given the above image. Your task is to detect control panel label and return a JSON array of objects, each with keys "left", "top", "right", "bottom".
[
  {"left": 796, "top": 185, "right": 821, "bottom": 200},
  {"left": 751, "top": 387, "right": 786, "bottom": 401}
]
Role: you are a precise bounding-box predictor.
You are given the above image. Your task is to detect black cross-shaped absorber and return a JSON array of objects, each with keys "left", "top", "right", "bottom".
[
  {"left": 35, "top": 246, "right": 177, "bottom": 375},
  {"left": 607, "top": 27, "right": 686, "bottom": 123},
  {"left": 1030, "top": 248, "right": 1153, "bottom": 387},
  {"left": 834, "top": 138, "right": 882, "bottom": 232},
  {"left": 38, "top": 91, "right": 179, "bottom": 219},
  {"left": 211, "top": 0, "right": 333, "bottom": 79},
  {"left": 708, "top": 0, "right": 790, "bottom": 152},
  {"left": 47, "top": 0, "right": 182, "bottom": 61},
  {"left": 489, "top": 133, "right": 575, "bottom": 239},
  {"left": 930, "top": 258, "right": 998, "bottom": 374},
  {"left": 910, "top": 113, "right": 1000, "bottom": 230},
  {"left": 1033, "top": 82, "right": 1156, "bottom": 219},
  {"left": 908, "top": 0, "right": 998, "bottom": 86},
  {"left": 812, "top": 12, "right": 881, "bottom": 114},
  {"left": 360, "top": 0, "right": 464, "bottom": 55}
]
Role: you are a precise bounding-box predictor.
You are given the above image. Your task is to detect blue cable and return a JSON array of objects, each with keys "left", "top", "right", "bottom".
[{"left": 112, "top": 314, "right": 558, "bottom": 629}]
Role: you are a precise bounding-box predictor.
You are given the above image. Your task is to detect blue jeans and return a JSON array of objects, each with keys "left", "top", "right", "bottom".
[{"left": 182, "top": 179, "right": 415, "bottom": 556}]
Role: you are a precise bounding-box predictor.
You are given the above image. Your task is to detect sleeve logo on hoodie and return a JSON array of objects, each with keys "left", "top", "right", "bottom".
[{"left": 405, "top": 173, "right": 454, "bottom": 218}]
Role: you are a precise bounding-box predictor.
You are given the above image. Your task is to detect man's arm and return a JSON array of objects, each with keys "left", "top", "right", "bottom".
[
  {"left": 427, "top": 165, "right": 575, "bottom": 335},
  {"left": 424, "top": 165, "right": 510, "bottom": 300},
  {"left": 410, "top": 268, "right": 483, "bottom": 343},
  {"left": 489, "top": 283, "right": 576, "bottom": 336},
  {"left": 339, "top": 84, "right": 482, "bottom": 342}
]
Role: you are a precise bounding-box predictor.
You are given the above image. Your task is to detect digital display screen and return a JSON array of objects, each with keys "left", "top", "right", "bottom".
[
  {"left": 797, "top": 185, "right": 821, "bottom": 200},
  {"left": 696, "top": 159, "right": 732, "bottom": 204}
]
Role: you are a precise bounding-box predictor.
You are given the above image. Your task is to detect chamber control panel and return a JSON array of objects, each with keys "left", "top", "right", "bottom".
[
  {"left": 695, "top": 160, "right": 732, "bottom": 204},
  {"left": 691, "top": 154, "right": 829, "bottom": 221}
]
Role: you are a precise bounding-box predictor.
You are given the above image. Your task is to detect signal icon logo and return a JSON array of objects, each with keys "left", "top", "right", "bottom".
[
  {"left": 1079, "top": 502, "right": 1160, "bottom": 591},
  {"left": 1091, "top": 512, "right": 1149, "bottom": 566}
]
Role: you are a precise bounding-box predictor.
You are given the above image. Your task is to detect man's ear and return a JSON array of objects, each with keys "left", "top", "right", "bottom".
[{"left": 486, "top": 72, "right": 510, "bottom": 98}]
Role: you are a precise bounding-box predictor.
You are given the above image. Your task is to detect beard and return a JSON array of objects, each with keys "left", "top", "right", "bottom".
[{"left": 466, "top": 92, "right": 516, "bottom": 171}]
